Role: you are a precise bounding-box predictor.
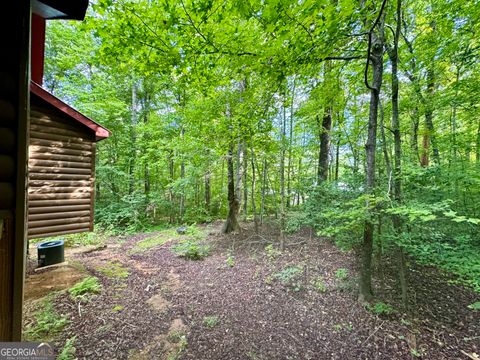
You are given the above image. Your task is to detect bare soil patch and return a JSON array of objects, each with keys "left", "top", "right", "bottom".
[
  {"left": 24, "top": 265, "right": 85, "bottom": 302},
  {"left": 146, "top": 294, "right": 171, "bottom": 313}
]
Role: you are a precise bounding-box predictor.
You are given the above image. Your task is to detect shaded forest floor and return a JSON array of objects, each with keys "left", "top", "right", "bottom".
[{"left": 24, "top": 221, "right": 479, "bottom": 359}]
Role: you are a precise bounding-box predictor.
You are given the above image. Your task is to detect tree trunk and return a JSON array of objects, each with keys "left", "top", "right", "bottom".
[
  {"left": 287, "top": 77, "right": 296, "bottom": 208},
  {"left": 421, "top": 134, "right": 429, "bottom": 167},
  {"left": 318, "top": 62, "right": 333, "bottom": 182},
  {"left": 168, "top": 150, "right": 175, "bottom": 224},
  {"left": 260, "top": 158, "right": 267, "bottom": 225},
  {"left": 223, "top": 143, "right": 240, "bottom": 233},
  {"left": 359, "top": 6, "right": 385, "bottom": 304},
  {"left": 476, "top": 121, "right": 480, "bottom": 164},
  {"left": 251, "top": 148, "right": 259, "bottom": 233},
  {"left": 129, "top": 82, "right": 137, "bottom": 195},
  {"left": 235, "top": 140, "right": 243, "bottom": 214},
  {"left": 388, "top": 0, "right": 407, "bottom": 307},
  {"left": 335, "top": 137, "right": 340, "bottom": 181},
  {"left": 279, "top": 91, "right": 287, "bottom": 250},
  {"left": 179, "top": 127, "right": 185, "bottom": 222},
  {"left": 243, "top": 143, "right": 248, "bottom": 218},
  {"left": 450, "top": 67, "right": 460, "bottom": 163},
  {"left": 205, "top": 172, "right": 211, "bottom": 212},
  {"left": 379, "top": 102, "right": 392, "bottom": 192},
  {"left": 411, "top": 107, "right": 420, "bottom": 165},
  {"left": 425, "top": 65, "right": 439, "bottom": 165},
  {"left": 142, "top": 85, "right": 151, "bottom": 200}
]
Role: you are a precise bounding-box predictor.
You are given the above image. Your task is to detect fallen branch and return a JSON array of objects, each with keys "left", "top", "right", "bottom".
[
  {"left": 363, "top": 321, "right": 385, "bottom": 344},
  {"left": 461, "top": 350, "right": 480, "bottom": 360}
]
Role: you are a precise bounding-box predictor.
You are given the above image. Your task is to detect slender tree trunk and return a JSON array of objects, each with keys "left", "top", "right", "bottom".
[
  {"left": 296, "top": 157, "right": 302, "bottom": 205},
  {"left": 411, "top": 108, "right": 420, "bottom": 165},
  {"left": 379, "top": 102, "right": 392, "bottom": 192},
  {"left": 335, "top": 137, "right": 340, "bottom": 181},
  {"left": 243, "top": 143, "right": 248, "bottom": 218},
  {"left": 450, "top": 67, "right": 460, "bottom": 163},
  {"left": 389, "top": 0, "right": 407, "bottom": 307},
  {"left": 425, "top": 63, "right": 439, "bottom": 165},
  {"left": 205, "top": 172, "right": 211, "bottom": 212},
  {"left": 129, "top": 82, "right": 137, "bottom": 195},
  {"left": 260, "top": 158, "right": 267, "bottom": 225},
  {"left": 168, "top": 150, "right": 175, "bottom": 224},
  {"left": 476, "top": 121, "right": 480, "bottom": 163},
  {"left": 287, "top": 77, "right": 296, "bottom": 208},
  {"left": 280, "top": 95, "right": 287, "bottom": 250},
  {"left": 359, "top": 5, "right": 385, "bottom": 303},
  {"left": 142, "top": 87, "right": 151, "bottom": 200},
  {"left": 179, "top": 127, "right": 185, "bottom": 222},
  {"left": 251, "top": 148, "right": 259, "bottom": 233},
  {"left": 235, "top": 140, "right": 243, "bottom": 214}
]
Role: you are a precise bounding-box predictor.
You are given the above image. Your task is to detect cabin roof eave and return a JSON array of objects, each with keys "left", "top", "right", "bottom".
[{"left": 30, "top": 81, "right": 110, "bottom": 141}]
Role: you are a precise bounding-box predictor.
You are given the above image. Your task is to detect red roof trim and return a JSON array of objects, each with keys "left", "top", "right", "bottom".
[{"left": 30, "top": 81, "right": 110, "bottom": 141}]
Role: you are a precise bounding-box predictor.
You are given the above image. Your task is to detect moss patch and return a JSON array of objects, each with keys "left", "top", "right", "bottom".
[{"left": 97, "top": 261, "right": 129, "bottom": 279}]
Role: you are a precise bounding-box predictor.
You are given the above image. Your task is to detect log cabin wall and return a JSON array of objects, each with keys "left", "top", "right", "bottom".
[{"left": 28, "top": 104, "right": 95, "bottom": 239}]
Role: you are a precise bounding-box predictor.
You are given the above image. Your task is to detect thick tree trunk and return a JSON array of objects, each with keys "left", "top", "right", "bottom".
[
  {"left": 421, "top": 134, "right": 429, "bottom": 167},
  {"left": 318, "top": 108, "right": 332, "bottom": 182},
  {"left": 359, "top": 9, "right": 385, "bottom": 304},
  {"left": 318, "top": 62, "right": 333, "bottom": 182},
  {"left": 223, "top": 143, "right": 240, "bottom": 233}
]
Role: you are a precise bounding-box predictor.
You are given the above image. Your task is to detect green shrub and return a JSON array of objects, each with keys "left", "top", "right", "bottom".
[
  {"left": 468, "top": 301, "right": 480, "bottom": 311},
  {"left": 225, "top": 254, "right": 235, "bottom": 267},
  {"left": 367, "top": 302, "right": 395, "bottom": 315},
  {"left": 264, "top": 244, "right": 282, "bottom": 260},
  {"left": 335, "top": 268, "right": 348, "bottom": 280},
  {"left": 203, "top": 316, "right": 219, "bottom": 328},
  {"left": 24, "top": 296, "right": 69, "bottom": 341},
  {"left": 273, "top": 266, "right": 304, "bottom": 292},
  {"left": 172, "top": 239, "right": 210, "bottom": 260},
  {"left": 311, "top": 277, "right": 327, "bottom": 292},
  {"left": 68, "top": 276, "right": 102, "bottom": 299},
  {"left": 58, "top": 337, "right": 76, "bottom": 360}
]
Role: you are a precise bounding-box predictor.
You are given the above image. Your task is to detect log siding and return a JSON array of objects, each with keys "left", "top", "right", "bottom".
[{"left": 27, "top": 105, "right": 96, "bottom": 239}]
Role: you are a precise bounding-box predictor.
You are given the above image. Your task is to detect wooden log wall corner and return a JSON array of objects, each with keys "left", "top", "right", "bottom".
[{"left": 0, "top": 0, "right": 30, "bottom": 341}]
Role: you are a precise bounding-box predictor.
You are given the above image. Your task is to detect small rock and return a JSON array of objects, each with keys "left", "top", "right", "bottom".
[{"left": 176, "top": 226, "right": 187, "bottom": 235}]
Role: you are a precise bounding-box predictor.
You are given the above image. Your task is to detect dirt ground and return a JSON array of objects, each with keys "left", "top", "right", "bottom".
[{"left": 23, "top": 221, "right": 480, "bottom": 359}]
